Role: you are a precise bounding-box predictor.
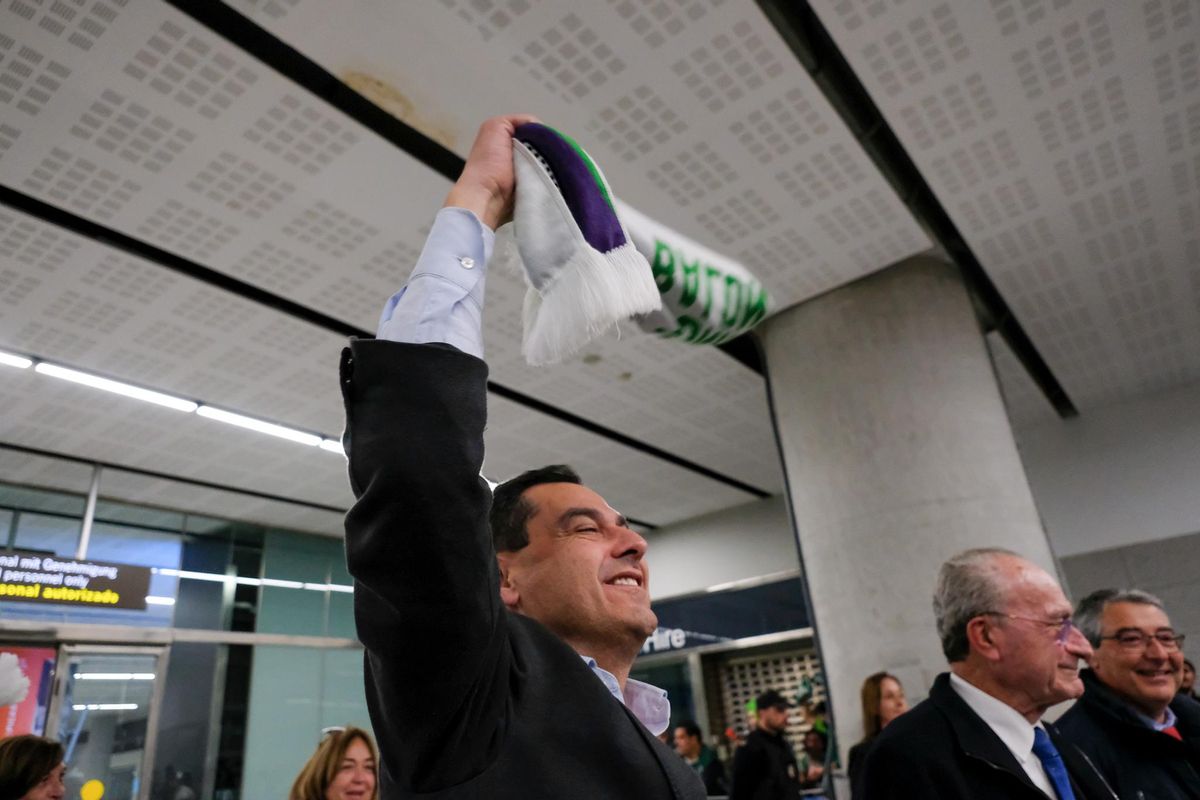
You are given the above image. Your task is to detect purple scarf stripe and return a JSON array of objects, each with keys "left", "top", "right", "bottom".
[{"left": 514, "top": 123, "right": 627, "bottom": 253}]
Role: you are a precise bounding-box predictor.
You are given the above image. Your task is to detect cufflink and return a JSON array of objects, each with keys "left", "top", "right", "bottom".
[{"left": 458, "top": 256, "right": 475, "bottom": 269}]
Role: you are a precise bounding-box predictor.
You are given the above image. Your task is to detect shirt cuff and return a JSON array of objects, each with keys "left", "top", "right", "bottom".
[{"left": 376, "top": 207, "right": 494, "bottom": 359}]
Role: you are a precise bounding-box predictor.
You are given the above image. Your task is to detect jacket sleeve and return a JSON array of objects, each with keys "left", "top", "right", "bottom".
[
  {"left": 340, "top": 339, "right": 508, "bottom": 791},
  {"left": 729, "top": 743, "right": 766, "bottom": 800},
  {"left": 860, "top": 737, "right": 948, "bottom": 800}
]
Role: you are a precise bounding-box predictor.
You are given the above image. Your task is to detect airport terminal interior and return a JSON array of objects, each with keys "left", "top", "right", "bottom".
[{"left": 0, "top": 1, "right": 1198, "bottom": 798}]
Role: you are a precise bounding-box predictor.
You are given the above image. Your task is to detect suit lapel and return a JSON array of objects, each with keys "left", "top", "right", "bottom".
[
  {"left": 615, "top": 701, "right": 689, "bottom": 800},
  {"left": 930, "top": 675, "right": 1044, "bottom": 795}
]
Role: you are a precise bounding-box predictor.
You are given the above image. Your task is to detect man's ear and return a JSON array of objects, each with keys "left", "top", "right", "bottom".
[
  {"left": 965, "top": 616, "right": 1002, "bottom": 662},
  {"left": 497, "top": 553, "right": 519, "bottom": 610}
]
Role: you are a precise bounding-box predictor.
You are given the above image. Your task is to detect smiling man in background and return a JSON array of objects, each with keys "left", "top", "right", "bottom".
[{"left": 1056, "top": 589, "right": 1200, "bottom": 800}]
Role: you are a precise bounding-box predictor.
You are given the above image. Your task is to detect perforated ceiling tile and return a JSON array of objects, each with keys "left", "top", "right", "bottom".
[
  {"left": 895, "top": 73, "right": 998, "bottom": 152},
  {"left": 238, "top": 0, "right": 302, "bottom": 21},
  {"left": 8, "top": 0, "right": 129, "bottom": 52},
  {"left": 694, "top": 188, "right": 781, "bottom": 245},
  {"left": 281, "top": 201, "right": 381, "bottom": 258},
  {"left": 185, "top": 151, "right": 295, "bottom": 220},
  {"left": 242, "top": 92, "right": 360, "bottom": 175},
  {"left": 68, "top": 88, "right": 197, "bottom": 174},
  {"left": 0, "top": 208, "right": 81, "bottom": 277},
  {"left": 232, "top": 241, "right": 323, "bottom": 295},
  {"left": 731, "top": 87, "right": 829, "bottom": 165},
  {"left": 439, "top": 0, "right": 536, "bottom": 42},
  {"left": 607, "top": 0, "right": 726, "bottom": 48},
  {"left": 511, "top": 11, "right": 623, "bottom": 102},
  {"left": 670, "top": 19, "right": 785, "bottom": 113},
  {"left": 860, "top": 3, "right": 969, "bottom": 98},
  {"left": 588, "top": 84, "right": 687, "bottom": 162},
  {"left": 135, "top": 199, "right": 240, "bottom": 262},
  {"left": 22, "top": 146, "right": 141, "bottom": 220},
  {"left": 646, "top": 140, "right": 738, "bottom": 207},
  {"left": 0, "top": 34, "right": 71, "bottom": 116},
  {"left": 122, "top": 19, "right": 258, "bottom": 120},
  {"left": 1011, "top": 9, "right": 1114, "bottom": 102}
]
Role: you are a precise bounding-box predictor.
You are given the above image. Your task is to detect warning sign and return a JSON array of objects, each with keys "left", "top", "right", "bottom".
[{"left": 0, "top": 550, "right": 150, "bottom": 610}]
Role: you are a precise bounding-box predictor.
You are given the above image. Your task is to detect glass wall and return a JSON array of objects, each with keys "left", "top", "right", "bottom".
[{"left": 0, "top": 478, "right": 369, "bottom": 800}]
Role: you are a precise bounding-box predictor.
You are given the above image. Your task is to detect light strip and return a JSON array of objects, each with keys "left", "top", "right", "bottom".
[
  {"left": 0, "top": 350, "right": 33, "bottom": 369},
  {"left": 73, "top": 703, "right": 138, "bottom": 711},
  {"left": 35, "top": 362, "right": 198, "bottom": 412},
  {"left": 74, "top": 673, "right": 155, "bottom": 681},
  {"left": 320, "top": 438, "right": 345, "bottom": 455},
  {"left": 153, "top": 567, "right": 352, "bottom": 593},
  {"left": 145, "top": 596, "right": 176, "bottom": 606},
  {"left": 196, "top": 405, "right": 322, "bottom": 446}
]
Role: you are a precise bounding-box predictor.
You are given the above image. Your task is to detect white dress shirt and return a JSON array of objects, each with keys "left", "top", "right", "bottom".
[{"left": 949, "top": 673, "right": 1056, "bottom": 798}]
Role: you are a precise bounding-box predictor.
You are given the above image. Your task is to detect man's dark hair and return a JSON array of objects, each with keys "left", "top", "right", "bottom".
[
  {"left": 490, "top": 465, "right": 582, "bottom": 552},
  {"left": 0, "top": 735, "right": 64, "bottom": 798},
  {"left": 675, "top": 720, "right": 702, "bottom": 740}
]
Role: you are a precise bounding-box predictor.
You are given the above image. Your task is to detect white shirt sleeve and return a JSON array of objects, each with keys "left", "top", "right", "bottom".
[{"left": 376, "top": 206, "right": 494, "bottom": 359}]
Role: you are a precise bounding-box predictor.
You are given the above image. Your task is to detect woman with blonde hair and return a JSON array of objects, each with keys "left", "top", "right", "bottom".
[
  {"left": 290, "top": 725, "right": 378, "bottom": 800},
  {"left": 846, "top": 671, "right": 908, "bottom": 798}
]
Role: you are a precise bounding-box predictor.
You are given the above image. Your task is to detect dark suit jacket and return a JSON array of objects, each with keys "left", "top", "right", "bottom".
[
  {"left": 862, "top": 673, "right": 1117, "bottom": 800},
  {"left": 1057, "top": 668, "right": 1200, "bottom": 800},
  {"left": 340, "top": 340, "right": 704, "bottom": 799}
]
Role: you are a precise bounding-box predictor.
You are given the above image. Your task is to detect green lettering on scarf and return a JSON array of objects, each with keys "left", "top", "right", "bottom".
[{"left": 651, "top": 239, "right": 675, "bottom": 292}]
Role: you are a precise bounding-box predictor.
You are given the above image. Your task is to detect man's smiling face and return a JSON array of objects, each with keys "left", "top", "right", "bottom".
[
  {"left": 1091, "top": 601, "right": 1183, "bottom": 721},
  {"left": 497, "top": 482, "right": 657, "bottom": 651}
]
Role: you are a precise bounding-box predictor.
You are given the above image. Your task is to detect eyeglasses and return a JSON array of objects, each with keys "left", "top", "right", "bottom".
[
  {"left": 983, "top": 612, "right": 1078, "bottom": 644},
  {"left": 1099, "top": 630, "right": 1185, "bottom": 652}
]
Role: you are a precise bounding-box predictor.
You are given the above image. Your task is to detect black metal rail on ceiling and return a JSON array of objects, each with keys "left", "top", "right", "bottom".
[
  {"left": 755, "top": 0, "right": 1077, "bottom": 418},
  {"left": 0, "top": 441, "right": 660, "bottom": 529},
  {"left": 0, "top": 183, "right": 767, "bottom": 502}
]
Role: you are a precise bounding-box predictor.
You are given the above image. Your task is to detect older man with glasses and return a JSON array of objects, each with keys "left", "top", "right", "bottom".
[
  {"left": 862, "top": 547, "right": 1116, "bottom": 799},
  {"left": 1056, "top": 588, "right": 1200, "bottom": 800}
]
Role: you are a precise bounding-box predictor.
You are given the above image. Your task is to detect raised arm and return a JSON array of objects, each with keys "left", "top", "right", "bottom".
[{"left": 340, "top": 115, "right": 535, "bottom": 792}]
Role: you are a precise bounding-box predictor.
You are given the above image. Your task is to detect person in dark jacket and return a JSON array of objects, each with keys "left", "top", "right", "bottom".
[
  {"left": 846, "top": 671, "right": 908, "bottom": 797},
  {"left": 862, "top": 548, "right": 1117, "bottom": 800},
  {"left": 675, "top": 720, "right": 729, "bottom": 795},
  {"left": 1057, "top": 588, "right": 1200, "bottom": 800},
  {"left": 730, "top": 689, "right": 802, "bottom": 800},
  {"left": 342, "top": 115, "right": 704, "bottom": 798}
]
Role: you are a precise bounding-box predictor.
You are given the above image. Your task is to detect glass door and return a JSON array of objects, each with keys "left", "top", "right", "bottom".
[{"left": 46, "top": 645, "right": 168, "bottom": 800}]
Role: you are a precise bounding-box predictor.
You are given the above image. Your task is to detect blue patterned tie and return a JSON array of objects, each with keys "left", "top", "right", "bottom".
[{"left": 1031, "top": 727, "right": 1077, "bottom": 800}]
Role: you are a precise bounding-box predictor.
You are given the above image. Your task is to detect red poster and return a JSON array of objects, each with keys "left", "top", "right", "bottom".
[{"left": 0, "top": 644, "right": 57, "bottom": 736}]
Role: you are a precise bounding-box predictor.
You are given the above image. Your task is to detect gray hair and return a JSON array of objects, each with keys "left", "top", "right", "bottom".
[
  {"left": 1073, "top": 588, "right": 1166, "bottom": 647},
  {"left": 933, "top": 547, "right": 1021, "bottom": 662}
]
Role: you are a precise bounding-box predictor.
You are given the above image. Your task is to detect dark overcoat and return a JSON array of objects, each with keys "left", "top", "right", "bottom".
[
  {"left": 861, "top": 673, "right": 1117, "bottom": 800},
  {"left": 1057, "top": 668, "right": 1200, "bottom": 800}
]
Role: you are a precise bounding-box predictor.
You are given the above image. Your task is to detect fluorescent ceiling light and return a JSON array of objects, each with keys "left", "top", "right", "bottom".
[
  {"left": 73, "top": 703, "right": 139, "bottom": 711},
  {"left": 320, "top": 438, "right": 345, "bottom": 455},
  {"left": 74, "top": 673, "right": 155, "bottom": 681},
  {"left": 36, "top": 362, "right": 198, "bottom": 412},
  {"left": 197, "top": 405, "right": 322, "bottom": 446},
  {"left": 0, "top": 350, "right": 32, "bottom": 369},
  {"left": 144, "top": 596, "right": 176, "bottom": 606},
  {"left": 154, "top": 567, "right": 351, "bottom": 593}
]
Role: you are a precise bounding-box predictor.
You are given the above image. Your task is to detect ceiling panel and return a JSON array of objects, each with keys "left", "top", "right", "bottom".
[
  {"left": 811, "top": 0, "right": 1200, "bottom": 411},
  {"left": 0, "top": 0, "right": 797, "bottom": 500}
]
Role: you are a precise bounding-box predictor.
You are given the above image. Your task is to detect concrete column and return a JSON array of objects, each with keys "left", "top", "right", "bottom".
[{"left": 759, "top": 256, "right": 1056, "bottom": 767}]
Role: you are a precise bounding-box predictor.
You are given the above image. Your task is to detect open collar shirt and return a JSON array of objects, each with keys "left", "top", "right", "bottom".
[{"left": 949, "top": 673, "right": 1057, "bottom": 798}]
